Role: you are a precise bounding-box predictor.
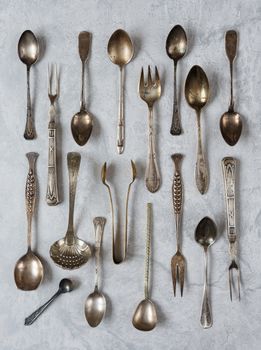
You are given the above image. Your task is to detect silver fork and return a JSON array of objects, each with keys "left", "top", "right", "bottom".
[
  {"left": 222, "top": 157, "right": 240, "bottom": 301},
  {"left": 139, "top": 66, "right": 161, "bottom": 193},
  {"left": 46, "top": 63, "right": 60, "bottom": 206}
]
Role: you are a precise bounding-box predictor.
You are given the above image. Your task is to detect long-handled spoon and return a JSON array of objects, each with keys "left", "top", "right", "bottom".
[
  {"left": 220, "top": 30, "right": 242, "bottom": 146},
  {"left": 71, "top": 32, "right": 93, "bottom": 146},
  {"left": 107, "top": 29, "right": 134, "bottom": 154},
  {"left": 195, "top": 217, "right": 217, "bottom": 329},
  {"left": 18, "top": 30, "right": 39, "bottom": 140},
  {"left": 132, "top": 203, "right": 157, "bottom": 331},
  {"left": 166, "top": 25, "right": 187, "bottom": 135},
  {"left": 85, "top": 217, "right": 106, "bottom": 327},
  {"left": 185, "top": 65, "right": 210, "bottom": 194},
  {"left": 14, "top": 153, "right": 44, "bottom": 291},
  {"left": 24, "top": 279, "right": 73, "bottom": 325}
]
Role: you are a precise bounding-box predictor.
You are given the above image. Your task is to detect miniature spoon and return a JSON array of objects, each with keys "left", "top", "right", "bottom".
[
  {"left": 185, "top": 65, "right": 210, "bottom": 194},
  {"left": 85, "top": 217, "right": 106, "bottom": 327},
  {"left": 107, "top": 29, "right": 134, "bottom": 154},
  {"left": 220, "top": 30, "right": 242, "bottom": 146},
  {"left": 166, "top": 25, "right": 187, "bottom": 135},
  {"left": 14, "top": 153, "right": 44, "bottom": 291},
  {"left": 24, "top": 279, "right": 73, "bottom": 325},
  {"left": 71, "top": 32, "right": 93, "bottom": 146},
  {"left": 195, "top": 217, "right": 217, "bottom": 329},
  {"left": 18, "top": 30, "right": 39, "bottom": 140},
  {"left": 132, "top": 203, "right": 157, "bottom": 331}
]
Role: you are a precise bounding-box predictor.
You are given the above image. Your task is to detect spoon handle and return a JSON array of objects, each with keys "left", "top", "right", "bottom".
[
  {"left": 200, "top": 248, "right": 212, "bottom": 328},
  {"left": 144, "top": 203, "right": 152, "bottom": 299},
  {"left": 195, "top": 111, "right": 209, "bottom": 194},
  {"left": 117, "top": 66, "right": 125, "bottom": 154},
  {"left": 25, "top": 152, "right": 38, "bottom": 249},
  {"left": 24, "top": 66, "right": 36, "bottom": 140},
  {"left": 225, "top": 30, "right": 237, "bottom": 111},
  {"left": 24, "top": 290, "right": 61, "bottom": 326},
  {"left": 145, "top": 108, "right": 160, "bottom": 193},
  {"left": 170, "top": 61, "right": 182, "bottom": 135},
  {"left": 93, "top": 217, "right": 106, "bottom": 290}
]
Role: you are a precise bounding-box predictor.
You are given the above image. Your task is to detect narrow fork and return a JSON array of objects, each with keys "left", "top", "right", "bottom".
[
  {"left": 139, "top": 66, "right": 161, "bottom": 193},
  {"left": 171, "top": 154, "right": 186, "bottom": 296},
  {"left": 46, "top": 64, "right": 60, "bottom": 206}
]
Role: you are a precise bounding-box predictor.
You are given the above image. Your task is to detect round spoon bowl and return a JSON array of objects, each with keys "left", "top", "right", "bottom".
[
  {"left": 166, "top": 25, "right": 187, "bottom": 61},
  {"left": 71, "top": 110, "right": 93, "bottom": 146},
  {"left": 18, "top": 30, "right": 39, "bottom": 66},
  {"left": 107, "top": 29, "right": 134, "bottom": 67},
  {"left": 85, "top": 290, "right": 106, "bottom": 327},
  {"left": 195, "top": 217, "right": 217, "bottom": 248},
  {"left": 220, "top": 111, "right": 242, "bottom": 146},
  {"left": 59, "top": 278, "right": 73, "bottom": 293},
  {"left": 132, "top": 299, "right": 157, "bottom": 331},
  {"left": 14, "top": 250, "right": 43, "bottom": 291}
]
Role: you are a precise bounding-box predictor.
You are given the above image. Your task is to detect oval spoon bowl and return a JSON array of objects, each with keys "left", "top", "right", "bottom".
[
  {"left": 85, "top": 291, "right": 106, "bottom": 327},
  {"left": 220, "top": 111, "right": 242, "bottom": 146},
  {"left": 71, "top": 110, "right": 93, "bottom": 146},
  {"left": 107, "top": 29, "right": 134, "bottom": 66},
  {"left": 132, "top": 299, "right": 157, "bottom": 331},
  {"left": 18, "top": 30, "right": 39, "bottom": 66}
]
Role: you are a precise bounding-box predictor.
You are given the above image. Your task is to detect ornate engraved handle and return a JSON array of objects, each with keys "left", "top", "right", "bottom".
[
  {"left": 145, "top": 108, "right": 160, "bottom": 193},
  {"left": 24, "top": 66, "right": 35, "bottom": 140},
  {"left": 25, "top": 152, "right": 38, "bottom": 249},
  {"left": 200, "top": 248, "right": 212, "bottom": 328},
  {"left": 117, "top": 66, "right": 125, "bottom": 154},
  {"left": 93, "top": 217, "right": 106, "bottom": 291},
  {"left": 46, "top": 105, "right": 59, "bottom": 205},
  {"left": 170, "top": 61, "right": 182, "bottom": 135},
  {"left": 222, "top": 157, "right": 236, "bottom": 243}
]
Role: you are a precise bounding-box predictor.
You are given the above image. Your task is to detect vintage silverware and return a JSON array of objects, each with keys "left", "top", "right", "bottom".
[
  {"left": 195, "top": 217, "right": 217, "bottom": 329},
  {"left": 139, "top": 66, "right": 161, "bottom": 193},
  {"left": 222, "top": 157, "right": 240, "bottom": 301},
  {"left": 14, "top": 153, "right": 44, "bottom": 291},
  {"left": 50, "top": 152, "right": 91, "bottom": 269},
  {"left": 166, "top": 25, "right": 187, "bottom": 135},
  {"left": 107, "top": 29, "right": 134, "bottom": 154},
  {"left": 185, "top": 65, "right": 210, "bottom": 194},
  {"left": 85, "top": 217, "right": 106, "bottom": 327},
  {"left": 171, "top": 154, "right": 186, "bottom": 296},
  {"left": 220, "top": 31, "right": 242, "bottom": 146},
  {"left": 46, "top": 64, "right": 60, "bottom": 206},
  {"left": 101, "top": 160, "right": 136, "bottom": 264},
  {"left": 132, "top": 203, "right": 157, "bottom": 331},
  {"left": 18, "top": 30, "right": 39, "bottom": 140},
  {"left": 71, "top": 32, "right": 93, "bottom": 146},
  {"left": 24, "top": 279, "right": 73, "bottom": 325}
]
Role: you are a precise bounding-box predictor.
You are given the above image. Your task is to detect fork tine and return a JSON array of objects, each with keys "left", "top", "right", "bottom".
[
  {"left": 147, "top": 65, "right": 152, "bottom": 88},
  {"left": 48, "top": 63, "right": 51, "bottom": 95},
  {"left": 154, "top": 66, "right": 160, "bottom": 85},
  {"left": 54, "top": 63, "right": 59, "bottom": 96},
  {"left": 139, "top": 67, "right": 144, "bottom": 92},
  {"left": 171, "top": 258, "right": 177, "bottom": 297},
  {"left": 229, "top": 268, "right": 233, "bottom": 301},
  {"left": 179, "top": 263, "right": 185, "bottom": 297},
  {"left": 229, "top": 261, "right": 240, "bottom": 301}
]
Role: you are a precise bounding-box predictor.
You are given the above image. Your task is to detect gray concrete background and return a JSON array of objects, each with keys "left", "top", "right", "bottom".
[{"left": 0, "top": 0, "right": 260, "bottom": 349}]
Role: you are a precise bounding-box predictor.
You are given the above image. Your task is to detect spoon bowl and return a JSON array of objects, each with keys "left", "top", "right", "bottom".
[
  {"left": 195, "top": 216, "right": 217, "bottom": 248},
  {"left": 14, "top": 249, "right": 43, "bottom": 291},
  {"left": 85, "top": 291, "right": 106, "bottom": 327},
  {"left": 71, "top": 110, "right": 93, "bottom": 146},
  {"left": 107, "top": 29, "right": 134, "bottom": 67},
  {"left": 220, "top": 111, "right": 242, "bottom": 146},
  {"left": 132, "top": 299, "right": 157, "bottom": 331},
  {"left": 166, "top": 25, "right": 187, "bottom": 61},
  {"left": 185, "top": 65, "right": 209, "bottom": 110},
  {"left": 18, "top": 30, "right": 39, "bottom": 66},
  {"left": 59, "top": 278, "right": 73, "bottom": 293}
]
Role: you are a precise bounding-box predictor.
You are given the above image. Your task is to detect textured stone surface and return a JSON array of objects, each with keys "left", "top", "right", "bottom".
[{"left": 0, "top": 0, "right": 260, "bottom": 349}]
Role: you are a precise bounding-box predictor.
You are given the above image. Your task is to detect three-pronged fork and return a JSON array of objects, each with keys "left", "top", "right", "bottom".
[
  {"left": 222, "top": 157, "right": 240, "bottom": 301},
  {"left": 171, "top": 154, "right": 186, "bottom": 296},
  {"left": 46, "top": 64, "right": 60, "bottom": 206},
  {"left": 139, "top": 66, "right": 161, "bottom": 193}
]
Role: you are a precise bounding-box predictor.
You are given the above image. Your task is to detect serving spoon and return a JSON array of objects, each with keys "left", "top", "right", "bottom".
[
  {"left": 220, "top": 30, "right": 242, "bottom": 146},
  {"left": 14, "top": 153, "right": 44, "bottom": 291},
  {"left": 185, "top": 65, "right": 210, "bottom": 194},
  {"left": 166, "top": 25, "right": 187, "bottom": 135},
  {"left": 195, "top": 217, "right": 217, "bottom": 329},
  {"left": 71, "top": 32, "right": 93, "bottom": 146},
  {"left": 18, "top": 30, "right": 39, "bottom": 140},
  {"left": 107, "top": 29, "right": 134, "bottom": 154},
  {"left": 85, "top": 217, "right": 106, "bottom": 327}
]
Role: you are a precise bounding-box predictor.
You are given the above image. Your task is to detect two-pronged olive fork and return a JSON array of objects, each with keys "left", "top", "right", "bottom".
[
  {"left": 46, "top": 63, "right": 60, "bottom": 206},
  {"left": 139, "top": 66, "right": 161, "bottom": 193}
]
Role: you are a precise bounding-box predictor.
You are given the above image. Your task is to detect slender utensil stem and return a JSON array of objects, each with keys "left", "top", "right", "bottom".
[
  {"left": 146, "top": 108, "right": 160, "bottom": 193},
  {"left": 80, "top": 61, "right": 85, "bottom": 111},
  {"left": 66, "top": 153, "right": 81, "bottom": 242},
  {"left": 229, "top": 61, "right": 234, "bottom": 112},
  {"left": 25, "top": 152, "right": 38, "bottom": 250},
  {"left": 200, "top": 247, "right": 212, "bottom": 328},
  {"left": 195, "top": 110, "right": 208, "bottom": 194},
  {"left": 117, "top": 66, "right": 125, "bottom": 154},
  {"left": 24, "top": 290, "right": 61, "bottom": 326},
  {"left": 93, "top": 217, "right": 106, "bottom": 291},
  {"left": 24, "top": 66, "right": 35, "bottom": 139},
  {"left": 144, "top": 203, "right": 152, "bottom": 300},
  {"left": 170, "top": 61, "right": 182, "bottom": 135}
]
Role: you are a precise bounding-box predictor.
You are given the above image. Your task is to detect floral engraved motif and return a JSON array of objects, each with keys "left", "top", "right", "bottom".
[{"left": 26, "top": 169, "right": 35, "bottom": 214}]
